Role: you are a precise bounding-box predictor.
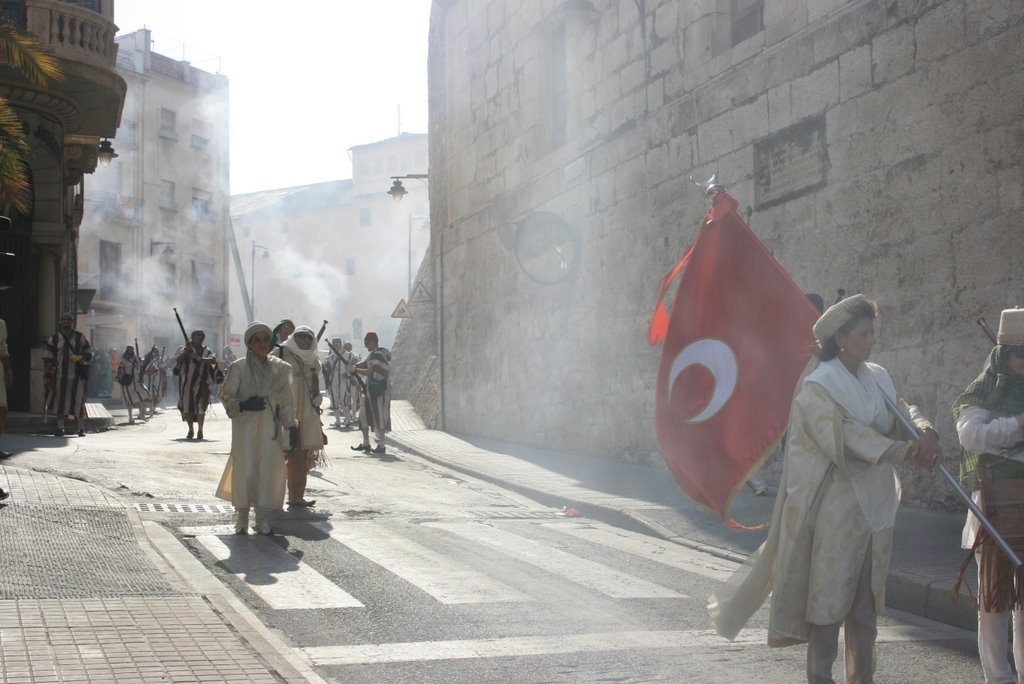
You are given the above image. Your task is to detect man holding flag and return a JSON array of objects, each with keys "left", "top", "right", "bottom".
[{"left": 650, "top": 184, "right": 940, "bottom": 682}]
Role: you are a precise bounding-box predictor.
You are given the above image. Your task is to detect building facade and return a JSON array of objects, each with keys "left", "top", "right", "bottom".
[
  {"left": 228, "top": 133, "right": 429, "bottom": 354},
  {"left": 78, "top": 28, "right": 231, "bottom": 372},
  {"left": 0, "top": 0, "right": 126, "bottom": 411},
  {"left": 401, "top": 0, "right": 1024, "bottom": 506}
]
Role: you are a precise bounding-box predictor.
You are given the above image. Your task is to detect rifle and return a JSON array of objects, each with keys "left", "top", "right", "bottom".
[
  {"left": 134, "top": 337, "right": 140, "bottom": 361},
  {"left": 884, "top": 393, "right": 1021, "bottom": 569},
  {"left": 316, "top": 320, "right": 328, "bottom": 342},
  {"left": 977, "top": 317, "right": 998, "bottom": 345},
  {"left": 173, "top": 307, "right": 189, "bottom": 347},
  {"left": 326, "top": 336, "right": 380, "bottom": 428}
]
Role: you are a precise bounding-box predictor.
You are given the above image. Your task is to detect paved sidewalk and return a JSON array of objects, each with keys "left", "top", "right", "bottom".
[
  {"left": 385, "top": 401, "right": 978, "bottom": 631},
  {"left": 0, "top": 465, "right": 326, "bottom": 683}
]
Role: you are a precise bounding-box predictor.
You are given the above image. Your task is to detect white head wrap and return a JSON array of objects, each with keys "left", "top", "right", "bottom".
[
  {"left": 283, "top": 325, "right": 320, "bottom": 366},
  {"left": 812, "top": 294, "right": 873, "bottom": 344},
  {"left": 997, "top": 308, "right": 1024, "bottom": 346}
]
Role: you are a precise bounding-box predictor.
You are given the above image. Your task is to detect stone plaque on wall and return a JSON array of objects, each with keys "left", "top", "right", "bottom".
[{"left": 753, "top": 115, "right": 828, "bottom": 209}]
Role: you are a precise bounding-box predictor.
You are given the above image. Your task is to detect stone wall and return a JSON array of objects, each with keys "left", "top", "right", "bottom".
[{"left": 406, "top": 0, "right": 1024, "bottom": 508}]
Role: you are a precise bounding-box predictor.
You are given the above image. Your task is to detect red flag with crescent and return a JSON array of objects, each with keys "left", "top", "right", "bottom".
[{"left": 649, "top": 192, "right": 818, "bottom": 527}]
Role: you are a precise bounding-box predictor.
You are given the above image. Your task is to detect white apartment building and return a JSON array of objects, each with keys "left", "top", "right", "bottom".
[{"left": 79, "top": 28, "right": 231, "bottom": 361}]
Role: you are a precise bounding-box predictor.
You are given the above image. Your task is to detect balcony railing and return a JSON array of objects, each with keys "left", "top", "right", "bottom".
[{"left": 22, "top": 0, "right": 117, "bottom": 69}]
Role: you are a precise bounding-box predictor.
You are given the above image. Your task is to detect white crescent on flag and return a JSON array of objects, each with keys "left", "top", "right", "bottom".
[{"left": 668, "top": 338, "right": 738, "bottom": 423}]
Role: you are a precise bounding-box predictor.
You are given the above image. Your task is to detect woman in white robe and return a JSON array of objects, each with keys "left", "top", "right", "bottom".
[
  {"left": 216, "top": 322, "right": 297, "bottom": 535},
  {"left": 708, "top": 294, "right": 941, "bottom": 684}
]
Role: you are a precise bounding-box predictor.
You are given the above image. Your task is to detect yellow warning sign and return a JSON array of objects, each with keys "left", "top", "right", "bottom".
[{"left": 391, "top": 299, "right": 412, "bottom": 319}]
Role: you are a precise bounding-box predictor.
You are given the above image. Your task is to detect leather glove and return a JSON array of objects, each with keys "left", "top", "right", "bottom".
[
  {"left": 289, "top": 426, "right": 300, "bottom": 450},
  {"left": 238, "top": 395, "right": 266, "bottom": 412}
]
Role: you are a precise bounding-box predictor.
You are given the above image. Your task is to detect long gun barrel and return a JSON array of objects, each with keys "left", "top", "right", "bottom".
[
  {"left": 316, "top": 320, "right": 328, "bottom": 342},
  {"left": 173, "top": 308, "right": 190, "bottom": 346},
  {"left": 883, "top": 393, "right": 1021, "bottom": 569},
  {"left": 978, "top": 317, "right": 998, "bottom": 345}
]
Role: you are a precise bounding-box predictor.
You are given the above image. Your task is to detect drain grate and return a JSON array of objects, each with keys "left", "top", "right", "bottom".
[
  {"left": 462, "top": 509, "right": 566, "bottom": 520},
  {"left": 135, "top": 503, "right": 235, "bottom": 514}
]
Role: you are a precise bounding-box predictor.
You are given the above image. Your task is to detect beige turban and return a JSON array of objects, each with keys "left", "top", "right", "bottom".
[
  {"left": 812, "top": 294, "right": 872, "bottom": 343},
  {"left": 997, "top": 308, "right": 1024, "bottom": 346},
  {"left": 244, "top": 321, "right": 272, "bottom": 345}
]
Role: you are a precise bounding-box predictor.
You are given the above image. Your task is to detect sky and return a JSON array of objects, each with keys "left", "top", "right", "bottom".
[{"left": 114, "top": 1, "right": 431, "bottom": 195}]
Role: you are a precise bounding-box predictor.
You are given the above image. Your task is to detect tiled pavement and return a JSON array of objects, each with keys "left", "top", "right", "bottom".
[{"left": 0, "top": 464, "right": 326, "bottom": 684}]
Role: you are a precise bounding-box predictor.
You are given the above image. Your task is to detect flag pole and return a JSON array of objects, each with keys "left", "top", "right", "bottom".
[{"left": 882, "top": 393, "right": 1021, "bottom": 569}]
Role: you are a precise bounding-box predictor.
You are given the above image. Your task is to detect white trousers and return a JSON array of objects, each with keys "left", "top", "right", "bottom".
[{"left": 978, "top": 552, "right": 1024, "bottom": 684}]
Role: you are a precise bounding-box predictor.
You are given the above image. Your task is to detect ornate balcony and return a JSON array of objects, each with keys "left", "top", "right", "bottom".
[{"left": 0, "top": 0, "right": 126, "bottom": 147}]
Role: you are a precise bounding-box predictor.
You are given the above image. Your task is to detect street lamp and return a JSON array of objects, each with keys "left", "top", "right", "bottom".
[
  {"left": 97, "top": 139, "right": 118, "bottom": 167},
  {"left": 408, "top": 215, "right": 429, "bottom": 298},
  {"left": 251, "top": 241, "right": 270, "bottom": 319},
  {"left": 387, "top": 173, "right": 429, "bottom": 203}
]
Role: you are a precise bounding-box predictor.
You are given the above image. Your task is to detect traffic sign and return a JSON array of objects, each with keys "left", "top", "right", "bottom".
[
  {"left": 410, "top": 282, "right": 433, "bottom": 303},
  {"left": 391, "top": 299, "right": 412, "bottom": 319}
]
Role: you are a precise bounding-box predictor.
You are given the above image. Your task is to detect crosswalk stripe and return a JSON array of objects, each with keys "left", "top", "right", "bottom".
[
  {"left": 544, "top": 521, "right": 739, "bottom": 581},
  {"left": 300, "top": 623, "right": 972, "bottom": 666},
  {"left": 326, "top": 521, "right": 531, "bottom": 604},
  {"left": 425, "top": 521, "right": 685, "bottom": 599},
  {"left": 195, "top": 533, "right": 364, "bottom": 609}
]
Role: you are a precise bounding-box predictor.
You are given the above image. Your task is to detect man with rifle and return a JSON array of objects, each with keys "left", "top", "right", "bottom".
[
  {"left": 174, "top": 315, "right": 221, "bottom": 440},
  {"left": 954, "top": 308, "right": 1024, "bottom": 683},
  {"left": 351, "top": 331, "right": 391, "bottom": 454},
  {"left": 43, "top": 312, "right": 92, "bottom": 437}
]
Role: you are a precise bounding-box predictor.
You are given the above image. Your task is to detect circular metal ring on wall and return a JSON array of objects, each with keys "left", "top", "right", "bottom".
[{"left": 513, "top": 211, "right": 578, "bottom": 285}]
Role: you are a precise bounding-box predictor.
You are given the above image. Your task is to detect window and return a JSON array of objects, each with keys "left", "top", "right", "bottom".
[
  {"left": 190, "top": 260, "right": 216, "bottom": 308},
  {"left": 99, "top": 240, "right": 121, "bottom": 298},
  {"left": 359, "top": 208, "right": 372, "bottom": 227},
  {"left": 119, "top": 121, "right": 138, "bottom": 148},
  {"left": 160, "top": 180, "right": 176, "bottom": 210},
  {"left": 159, "top": 108, "right": 177, "bottom": 139},
  {"left": 191, "top": 118, "right": 210, "bottom": 150},
  {"left": 731, "top": 0, "right": 763, "bottom": 46},
  {"left": 191, "top": 189, "right": 212, "bottom": 219},
  {"left": 346, "top": 258, "right": 356, "bottom": 276},
  {"left": 546, "top": 23, "right": 568, "bottom": 150}
]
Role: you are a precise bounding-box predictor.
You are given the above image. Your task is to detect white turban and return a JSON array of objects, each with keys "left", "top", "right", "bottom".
[{"left": 812, "top": 294, "right": 873, "bottom": 343}]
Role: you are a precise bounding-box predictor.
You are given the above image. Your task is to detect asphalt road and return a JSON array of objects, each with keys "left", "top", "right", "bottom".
[{"left": 1, "top": 402, "right": 983, "bottom": 683}]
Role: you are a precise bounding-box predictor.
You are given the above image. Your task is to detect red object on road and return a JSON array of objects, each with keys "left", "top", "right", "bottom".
[{"left": 649, "top": 192, "right": 818, "bottom": 527}]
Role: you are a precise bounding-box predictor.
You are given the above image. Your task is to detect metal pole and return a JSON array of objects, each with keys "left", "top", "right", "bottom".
[
  {"left": 883, "top": 393, "right": 1021, "bottom": 568},
  {"left": 250, "top": 240, "right": 256, "bottom": 320},
  {"left": 408, "top": 214, "right": 412, "bottom": 299}
]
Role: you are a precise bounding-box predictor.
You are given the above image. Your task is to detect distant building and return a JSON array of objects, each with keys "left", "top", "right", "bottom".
[
  {"left": 0, "top": 1, "right": 126, "bottom": 411},
  {"left": 228, "top": 133, "right": 429, "bottom": 352},
  {"left": 79, "top": 28, "right": 231, "bottom": 363}
]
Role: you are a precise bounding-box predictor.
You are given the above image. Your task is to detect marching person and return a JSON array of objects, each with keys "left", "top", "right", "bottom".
[
  {"left": 142, "top": 345, "right": 166, "bottom": 416},
  {"left": 42, "top": 312, "right": 93, "bottom": 437},
  {"left": 175, "top": 330, "right": 220, "bottom": 440},
  {"left": 325, "top": 338, "right": 357, "bottom": 428},
  {"left": 352, "top": 331, "right": 391, "bottom": 454},
  {"left": 271, "top": 319, "right": 295, "bottom": 351},
  {"left": 953, "top": 307, "right": 1024, "bottom": 684},
  {"left": 708, "top": 294, "right": 940, "bottom": 684},
  {"left": 279, "top": 325, "right": 326, "bottom": 508},
  {"left": 0, "top": 317, "right": 13, "bottom": 459},
  {"left": 117, "top": 345, "right": 151, "bottom": 424},
  {"left": 216, "top": 321, "right": 297, "bottom": 535}
]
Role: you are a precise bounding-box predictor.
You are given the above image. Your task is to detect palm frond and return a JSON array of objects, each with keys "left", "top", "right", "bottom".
[{"left": 0, "top": 19, "right": 64, "bottom": 89}]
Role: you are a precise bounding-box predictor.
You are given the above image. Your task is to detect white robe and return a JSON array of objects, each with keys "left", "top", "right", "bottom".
[
  {"left": 708, "top": 359, "right": 929, "bottom": 645},
  {"left": 215, "top": 354, "right": 294, "bottom": 510}
]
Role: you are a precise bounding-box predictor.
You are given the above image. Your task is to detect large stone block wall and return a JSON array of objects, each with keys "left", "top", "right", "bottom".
[{"left": 413, "top": 0, "right": 1024, "bottom": 508}]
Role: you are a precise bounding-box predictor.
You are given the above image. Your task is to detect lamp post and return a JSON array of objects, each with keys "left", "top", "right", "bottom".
[
  {"left": 407, "top": 215, "right": 429, "bottom": 299},
  {"left": 250, "top": 241, "right": 269, "bottom": 319}
]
